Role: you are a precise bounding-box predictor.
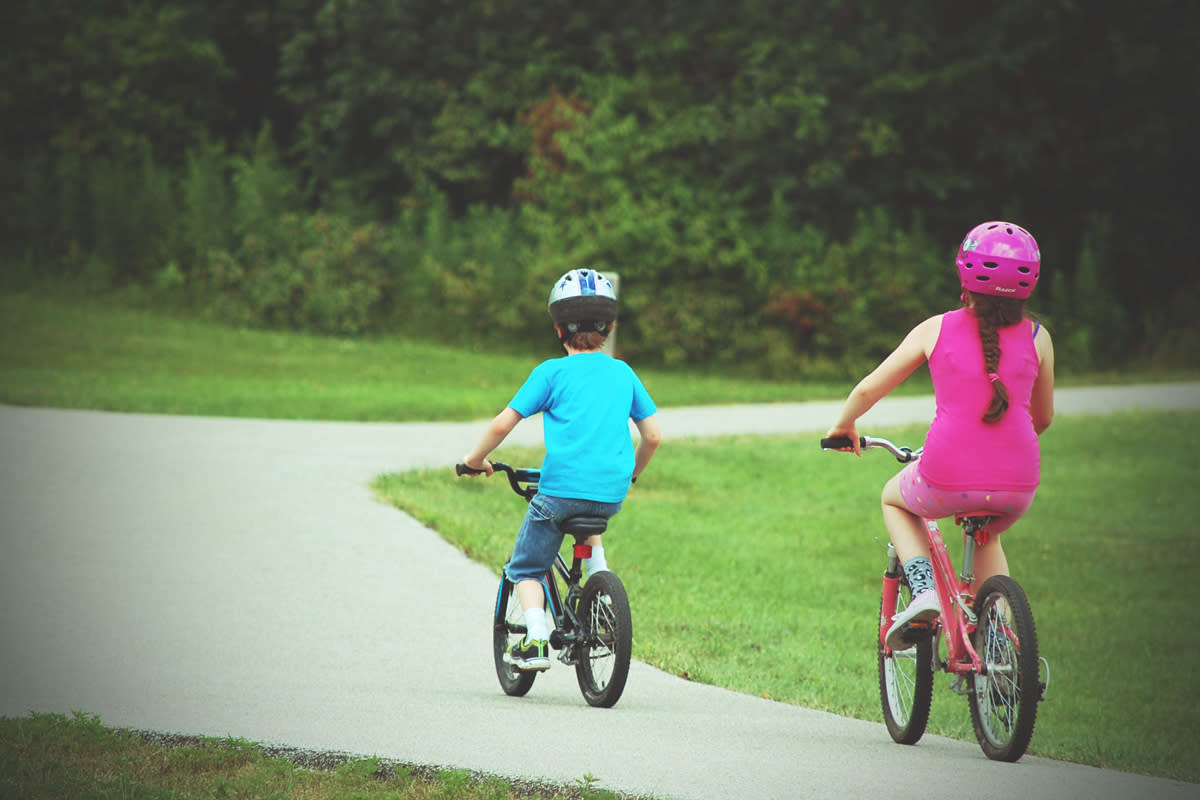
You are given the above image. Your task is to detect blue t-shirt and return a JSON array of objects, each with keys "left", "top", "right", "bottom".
[{"left": 508, "top": 352, "right": 657, "bottom": 503}]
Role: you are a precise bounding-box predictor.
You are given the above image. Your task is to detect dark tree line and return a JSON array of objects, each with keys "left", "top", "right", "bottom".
[{"left": 2, "top": 1, "right": 1195, "bottom": 374}]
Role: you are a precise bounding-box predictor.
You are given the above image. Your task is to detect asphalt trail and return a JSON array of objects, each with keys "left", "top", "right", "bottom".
[{"left": 2, "top": 382, "right": 1198, "bottom": 799}]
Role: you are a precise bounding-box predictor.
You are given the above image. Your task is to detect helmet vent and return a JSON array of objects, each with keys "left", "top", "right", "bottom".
[
  {"left": 1017, "top": 266, "right": 1031, "bottom": 274},
  {"left": 982, "top": 261, "right": 1000, "bottom": 269}
]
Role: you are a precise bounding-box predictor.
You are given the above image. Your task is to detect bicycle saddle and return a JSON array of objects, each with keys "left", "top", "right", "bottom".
[{"left": 560, "top": 516, "right": 608, "bottom": 537}]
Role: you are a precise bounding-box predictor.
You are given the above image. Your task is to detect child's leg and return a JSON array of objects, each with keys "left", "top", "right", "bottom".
[
  {"left": 583, "top": 534, "right": 607, "bottom": 575},
  {"left": 882, "top": 467, "right": 940, "bottom": 647},
  {"left": 885, "top": 466, "right": 938, "bottom": 602},
  {"left": 894, "top": 471, "right": 1033, "bottom": 595},
  {"left": 515, "top": 579, "right": 551, "bottom": 642},
  {"left": 505, "top": 496, "right": 563, "bottom": 643},
  {"left": 516, "top": 579, "right": 546, "bottom": 610},
  {"left": 881, "top": 471, "right": 930, "bottom": 564},
  {"left": 973, "top": 536, "right": 1010, "bottom": 589}
]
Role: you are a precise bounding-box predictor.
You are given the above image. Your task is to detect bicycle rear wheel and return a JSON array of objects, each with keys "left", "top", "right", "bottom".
[
  {"left": 969, "top": 575, "right": 1040, "bottom": 761},
  {"left": 493, "top": 576, "right": 537, "bottom": 697},
  {"left": 878, "top": 578, "right": 934, "bottom": 744},
  {"left": 574, "top": 571, "right": 632, "bottom": 708}
]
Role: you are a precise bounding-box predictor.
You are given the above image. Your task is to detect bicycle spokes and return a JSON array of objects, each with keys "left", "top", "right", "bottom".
[
  {"left": 969, "top": 576, "right": 1040, "bottom": 762},
  {"left": 579, "top": 591, "right": 617, "bottom": 672},
  {"left": 878, "top": 579, "right": 935, "bottom": 745},
  {"left": 575, "top": 572, "right": 632, "bottom": 708},
  {"left": 980, "top": 612, "right": 1020, "bottom": 717}
]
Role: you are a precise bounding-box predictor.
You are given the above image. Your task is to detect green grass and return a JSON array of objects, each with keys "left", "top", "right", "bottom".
[
  {"left": 0, "top": 290, "right": 858, "bottom": 420},
  {"left": 373, "top": 411, "right": 1200, "bottom": 784},
  {"left": 0, "top": 712, "right": 641, "bottom": 799},
  {"left": 3, "top": 288, "right": 1200, "bottom": 790},
  {"left": 2, "top": 288, "right": 1194, "bottom": 421}
]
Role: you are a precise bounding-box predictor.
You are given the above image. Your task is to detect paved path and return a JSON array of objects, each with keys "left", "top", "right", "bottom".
[{"left": 2, "top": 383, "right": 1199, "bottom": 799}]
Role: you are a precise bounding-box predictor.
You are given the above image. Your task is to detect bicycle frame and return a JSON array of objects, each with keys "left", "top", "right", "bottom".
[
  {"left": 883, "top": 516, "right": 986, "bottom": 673},
  {"left": 828, "top": 435, "right": 990, "bottom": 674},
  {"left": 924, "top": 516, "right": 986, "bottom": 675},
  {"left": 541, "top": 544, "right": 588, "bottom": 656}
]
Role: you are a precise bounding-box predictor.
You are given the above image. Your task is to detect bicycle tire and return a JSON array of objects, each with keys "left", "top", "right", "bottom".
[
  {"left": 574, "top": 571, "right": 632, "bottom": 708},
  {"left": 492, "top": 576, "right": 537, "bottom": 697},
  {"left": 878, "top": 578, "right": 934, "bottom": 744},
  {"left": 969, "top": 575, "right": 1040, "bottom": 761}
]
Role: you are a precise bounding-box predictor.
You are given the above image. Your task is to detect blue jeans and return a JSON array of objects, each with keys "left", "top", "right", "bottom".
[{"left": 504, "top": 493, "right": 623, "bottom": 583}]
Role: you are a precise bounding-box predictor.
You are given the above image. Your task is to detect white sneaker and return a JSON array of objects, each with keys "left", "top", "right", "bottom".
[{"left": 885, "top": 589, "right": 941, "bottom": 651}]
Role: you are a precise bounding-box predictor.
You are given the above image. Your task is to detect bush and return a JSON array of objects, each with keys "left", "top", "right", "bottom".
[{"left": 204, "top": 212, "right": 396, "bottom": 335}]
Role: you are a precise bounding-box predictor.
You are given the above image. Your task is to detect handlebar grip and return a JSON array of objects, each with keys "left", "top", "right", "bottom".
[
  {"left": 820, "top": 436, "right": 866, "bottom": 450},
  {"left": 455, "top": 463, "right": 485, "bottom": 476}
]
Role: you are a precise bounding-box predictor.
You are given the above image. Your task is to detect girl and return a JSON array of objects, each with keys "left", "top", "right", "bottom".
[{"left": 826, "top": 221, "right": 1055, "bottom": 650}]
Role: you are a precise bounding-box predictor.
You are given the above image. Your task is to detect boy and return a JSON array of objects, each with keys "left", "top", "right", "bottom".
[{"left": 461, "top": 268, "right": 661, "bottom": 670}]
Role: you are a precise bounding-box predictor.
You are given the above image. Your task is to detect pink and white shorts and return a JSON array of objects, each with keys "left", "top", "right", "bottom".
[{"left": 897, "top": 462, "right": 1036, "bottom": 535}]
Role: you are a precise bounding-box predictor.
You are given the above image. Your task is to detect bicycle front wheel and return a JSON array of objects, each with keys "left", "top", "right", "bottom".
[
  {"left": 574, "top": 571, "right": 632, "bottom": 708},
  {"left": 878, "top": 577, "right": 934, "bottom": 745},
  {"left": 969, "top": 575, "right": 1040, "bottom": 761},
  {"left": 493, "top": 576, "right": 537, "bottom": 697}
]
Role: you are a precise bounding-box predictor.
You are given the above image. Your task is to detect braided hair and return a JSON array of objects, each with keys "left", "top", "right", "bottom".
[{"left": 968, "top": 292, "right": 1027, "bottom": 424}]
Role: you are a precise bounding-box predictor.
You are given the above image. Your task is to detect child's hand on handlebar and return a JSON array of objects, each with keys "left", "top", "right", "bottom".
[
  {"left": 459, "top": 456, "right": 494, "bottom": 476},
  {"left": 824, "top": 425, "right": 863, "bottom": 456}
]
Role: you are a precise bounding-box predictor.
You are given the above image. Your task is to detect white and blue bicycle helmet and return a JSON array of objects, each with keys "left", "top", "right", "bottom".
[{"left": 548, "top": 268, "right": 618, "bottom": 336}]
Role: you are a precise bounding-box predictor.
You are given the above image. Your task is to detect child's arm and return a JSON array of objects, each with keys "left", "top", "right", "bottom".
[
  {"left": 462, "top": 407, "right": 523, "bottom": 475},
  {"left": 1031, "top": 326, "right": 1055, "bottom": 435},
  {"left": 827, "top": 315, "right": 940, "bottom": 455},
  {"left": 632, "top": 414, "right": 661, "bottom": 480}
]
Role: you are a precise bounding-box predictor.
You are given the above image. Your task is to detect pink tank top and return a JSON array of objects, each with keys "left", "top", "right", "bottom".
[{"left": 919, "top": 308, "right": 1041, "bottom": 491}]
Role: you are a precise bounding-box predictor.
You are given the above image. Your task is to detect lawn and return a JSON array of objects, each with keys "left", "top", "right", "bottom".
[
  {"left": 374, "top": 412, "right": 1200, "bottom": 783},
  {"left": 3, "top": 287, "right": 1199, "bottom": 786}
]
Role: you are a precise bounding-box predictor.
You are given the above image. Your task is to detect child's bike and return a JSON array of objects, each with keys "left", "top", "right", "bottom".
[
  {"left": 455, "top": 461, "right": 633, "bottom": 708},
  {"left": 821, "top": 435, "right": 1049, "bottom": 762}
]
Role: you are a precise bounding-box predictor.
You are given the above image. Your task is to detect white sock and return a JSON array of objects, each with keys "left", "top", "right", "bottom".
[
  {"left": 523, "top": 607, "right": 550, "bottom": 642},
  {"left": 584, "top": 545, "right": 608, "bottom": 576}
]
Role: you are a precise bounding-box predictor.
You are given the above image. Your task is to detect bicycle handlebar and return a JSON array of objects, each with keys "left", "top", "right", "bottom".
[
  {"left": 820, "top": 435, "right": 922, "bottom": 463},
  {"left": 455, "top": 461, "right": 541, "bottom": 500}
]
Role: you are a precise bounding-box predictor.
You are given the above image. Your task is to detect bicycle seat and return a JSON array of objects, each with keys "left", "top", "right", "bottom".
[{"left": 560, "top": 515, "right": 608, "bottom": 537}]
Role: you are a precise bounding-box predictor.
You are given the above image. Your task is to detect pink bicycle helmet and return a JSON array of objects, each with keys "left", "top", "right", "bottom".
[{"left": 956, "top": 221, "right": 1041, "bottom": 299}]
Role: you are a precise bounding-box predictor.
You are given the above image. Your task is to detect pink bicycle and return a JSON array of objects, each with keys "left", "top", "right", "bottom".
[{"left": 822, "top": 435, "right": 1049, "bottom": 762}]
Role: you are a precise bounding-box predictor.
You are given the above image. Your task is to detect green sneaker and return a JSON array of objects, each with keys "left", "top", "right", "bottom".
[{"left": 504, "top": 637, "right": 551, "bottom": 671}]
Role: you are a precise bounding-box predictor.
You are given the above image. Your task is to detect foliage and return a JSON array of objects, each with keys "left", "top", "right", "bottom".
[{"left": 0, "top": 1, "right": 1195, "bottom": 375}]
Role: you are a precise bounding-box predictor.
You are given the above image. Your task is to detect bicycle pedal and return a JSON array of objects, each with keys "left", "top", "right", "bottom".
[{"left": 900, "top": 620, "right": 935, "bottom": 644}]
